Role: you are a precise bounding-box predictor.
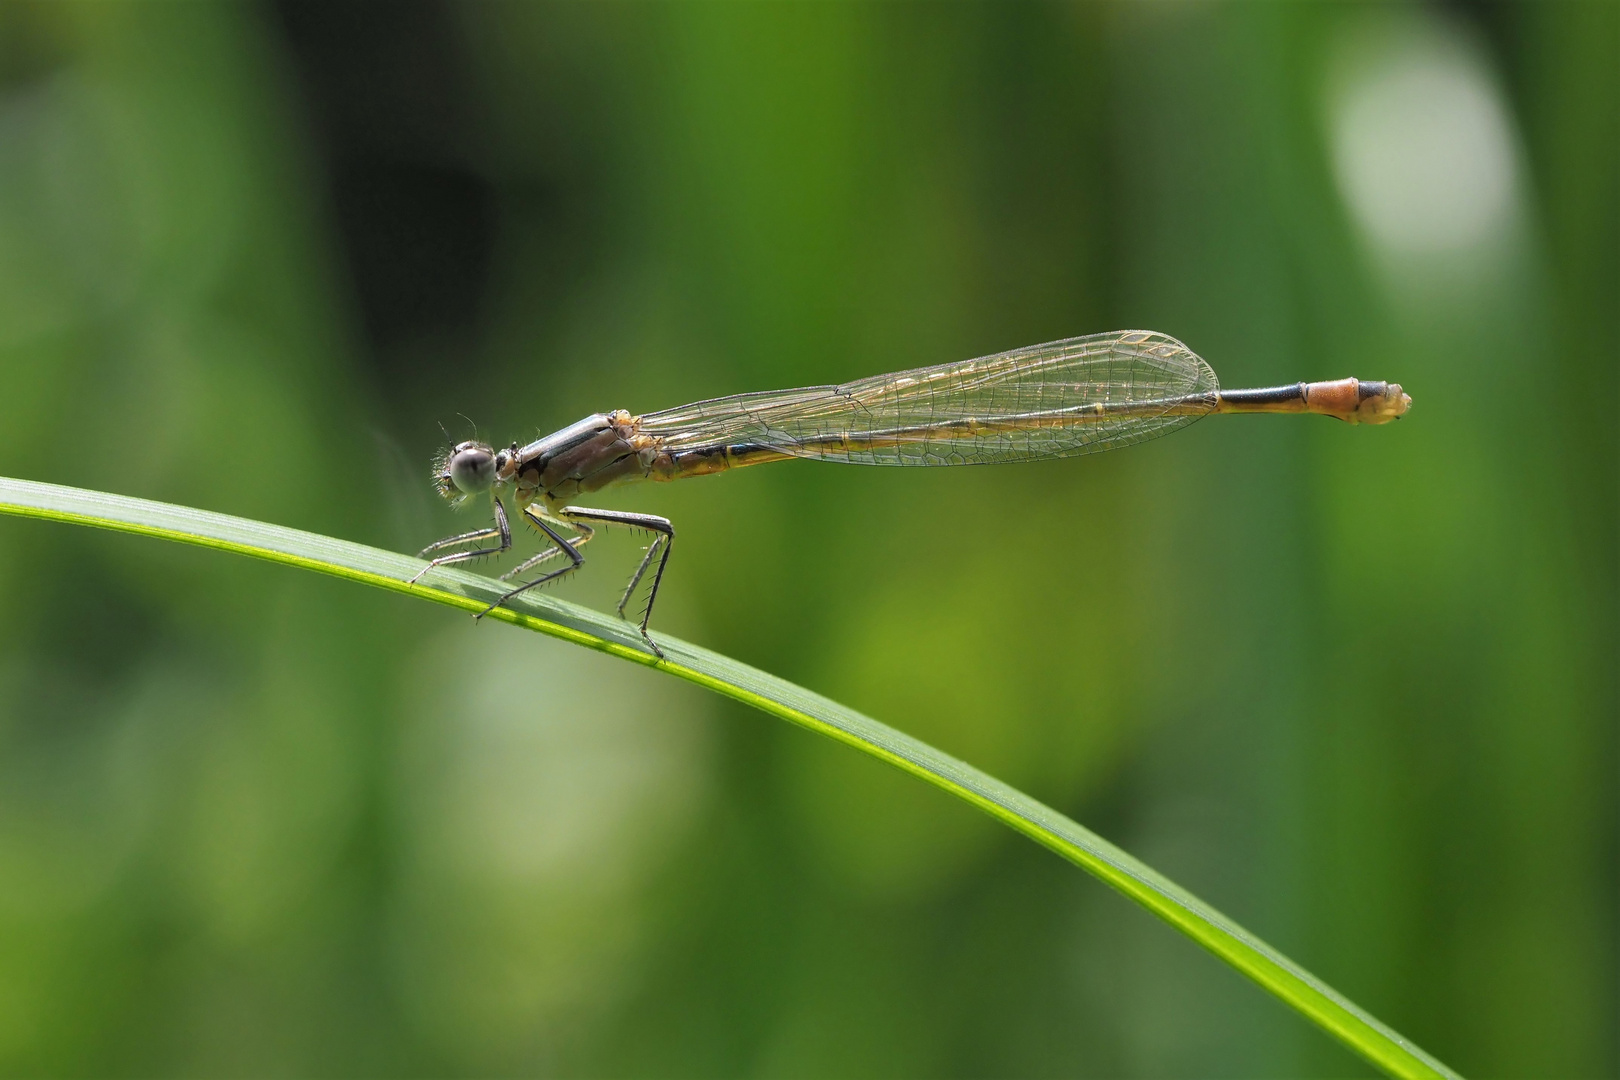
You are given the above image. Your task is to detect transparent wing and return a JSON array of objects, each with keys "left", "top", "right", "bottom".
[{"left": 638, "top": 330, "right": 1220, "bottom": 466}]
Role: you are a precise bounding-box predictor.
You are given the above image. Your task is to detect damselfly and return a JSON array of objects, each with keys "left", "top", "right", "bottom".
[{"left": 414, "top": 330, "right": 1410, "bottom": 656}]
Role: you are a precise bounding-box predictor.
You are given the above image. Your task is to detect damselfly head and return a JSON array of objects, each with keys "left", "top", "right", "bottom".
[{"left": 433, "top": 440, "right": 497, "bottom": 504}]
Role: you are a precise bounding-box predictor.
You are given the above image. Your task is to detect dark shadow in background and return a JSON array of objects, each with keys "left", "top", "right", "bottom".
[{"left": 270, "top": 0, "right": 497, "bottom": 386}]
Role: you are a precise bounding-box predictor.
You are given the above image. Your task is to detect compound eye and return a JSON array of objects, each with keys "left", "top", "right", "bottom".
[{"left": 448, "top": 446, "right": 496, "bottom": 494}]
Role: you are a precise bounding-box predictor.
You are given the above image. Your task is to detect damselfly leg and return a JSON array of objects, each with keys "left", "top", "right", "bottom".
[
  {"left": 556, "top": 506, "right": 674, "bottom": 655},
  {"left": 408, "top": 497, "right": 511, "bottom": 584},
  {"left": 470, "top": 503, "right": 673, "bottom": 658},
  {"left": 476, "top": 507, "right": 585, "bottom": 615},
  {"left": 498, "top": 512, "right": 595, "bottom": 581}
]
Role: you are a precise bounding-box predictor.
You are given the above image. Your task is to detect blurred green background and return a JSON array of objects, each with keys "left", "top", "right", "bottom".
[{"left": 0, "top": 1, "right": 1613, "bottom": 1075}]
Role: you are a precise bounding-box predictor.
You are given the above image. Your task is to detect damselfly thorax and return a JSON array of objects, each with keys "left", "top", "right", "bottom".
[
  {"left": 412, "top": 330, "right": 1411, "bottom": 658},
  {"left": 490, "top": 409, "right": 786, "bottom": 509}
]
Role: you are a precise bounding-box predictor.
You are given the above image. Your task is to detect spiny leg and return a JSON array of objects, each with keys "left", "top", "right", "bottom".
[
  {"left": 559, "top": 506, "right": 674, "bottom": 657},
  {"left": 617, "top": 535, "right": 667, "bottom": 621},
  {"left": 409, "top": 497, "right": 511, "bottom": 584},
  {"left": 418, "top": 526, "right": 501, "bottom": 558},
  {"left": 476, "top": 505, "right": 586, "bottom": 617},
  {"left": 500, "top": 514, "right": 595, "bottom": 581}
]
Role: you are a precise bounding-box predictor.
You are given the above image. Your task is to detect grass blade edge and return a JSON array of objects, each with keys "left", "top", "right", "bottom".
[{"left": 0, "top": 477, "right": 1458, "bottom": 1079}]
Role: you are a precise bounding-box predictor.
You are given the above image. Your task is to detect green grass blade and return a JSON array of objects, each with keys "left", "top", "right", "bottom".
[{"left": 0, "top": 476, "right": 1457, "bottom": 1079}]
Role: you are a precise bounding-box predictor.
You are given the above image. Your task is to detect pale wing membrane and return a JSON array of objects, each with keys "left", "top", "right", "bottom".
[{"left": 639, "top": 330, "right": 1220, "bottom": 466}]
